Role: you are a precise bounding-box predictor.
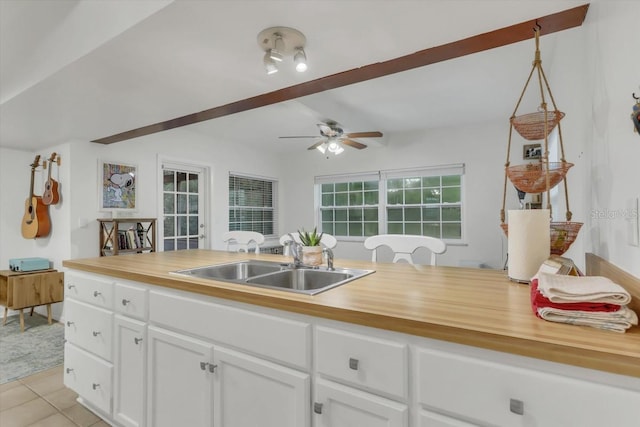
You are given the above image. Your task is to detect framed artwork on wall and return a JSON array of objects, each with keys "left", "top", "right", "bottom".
[
  {"left": 99, "top": 160, "right": 137, "bottom": 211},
  {"left": 523, "top": 143, "right": 542, "bottom": 160}
]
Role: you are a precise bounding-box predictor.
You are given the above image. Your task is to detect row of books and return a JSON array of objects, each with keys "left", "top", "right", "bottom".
[{"left": 104, "top": 226, "right": 147, "bottom": 250}]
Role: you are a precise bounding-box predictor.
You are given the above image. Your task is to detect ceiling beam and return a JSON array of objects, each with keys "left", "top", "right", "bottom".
[{"left": 93, "top": 3, "right": 589, "bottom": 145}]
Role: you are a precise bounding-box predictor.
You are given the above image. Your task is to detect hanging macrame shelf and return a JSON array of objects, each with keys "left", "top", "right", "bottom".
[{"left": 500, "top": 28, "right": 582, "bottom": 256}]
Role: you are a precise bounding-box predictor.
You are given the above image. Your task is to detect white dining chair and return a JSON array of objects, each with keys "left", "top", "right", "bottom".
[
  {"left": 222, "top": 231, "right": 265, "bottom": 254},
  {"left": 279, "top": 232, "right": 337, "bottom": 256},
  {"left": 364, "top": 234, "right": 446, "bottom": 265}
]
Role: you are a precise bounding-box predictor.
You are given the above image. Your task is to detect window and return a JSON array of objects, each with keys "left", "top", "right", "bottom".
[
  {"left": 316, "top": 164, "right": 464, "bottom": 241},
  {"left": 229, "top": 173, "right": 277, "bottom": 236}
]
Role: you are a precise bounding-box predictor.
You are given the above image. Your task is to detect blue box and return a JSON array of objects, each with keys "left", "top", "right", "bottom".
[{"left": 9, "top": 257, "right": 50, "bottom": 272}]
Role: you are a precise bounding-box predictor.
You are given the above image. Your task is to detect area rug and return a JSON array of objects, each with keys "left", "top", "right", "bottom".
[{"left": 0, "top": 314, "right": 65, "bottom": 384}]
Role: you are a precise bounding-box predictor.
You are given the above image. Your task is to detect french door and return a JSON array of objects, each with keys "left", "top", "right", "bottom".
[{"left": 159, "top": 161, "right": 208, "bottom": 251}]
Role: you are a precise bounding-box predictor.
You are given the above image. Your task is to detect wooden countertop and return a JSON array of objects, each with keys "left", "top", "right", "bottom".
[{"left": 63, "top": 250, "right": 640, "bottom": 378}]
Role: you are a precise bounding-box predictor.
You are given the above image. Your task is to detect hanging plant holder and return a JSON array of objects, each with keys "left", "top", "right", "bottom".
[
  {"left": 511, "top": 110, "right": 565, "bottom": 140},
  {"left": 499, "top": 27, "right": 582, "bottom": 256}
]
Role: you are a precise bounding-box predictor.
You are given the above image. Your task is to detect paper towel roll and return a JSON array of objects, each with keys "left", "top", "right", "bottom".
[{"left": 508, "top": 209, "right": 550, "bottom": 283}]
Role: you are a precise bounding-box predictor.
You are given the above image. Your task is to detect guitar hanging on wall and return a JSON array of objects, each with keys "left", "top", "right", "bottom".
[
  {"left": 21, "top": 155, "right": 51, "bottom": 239},
  {"left": 42, "top": 152, "right": 60, "bottom": 205}
]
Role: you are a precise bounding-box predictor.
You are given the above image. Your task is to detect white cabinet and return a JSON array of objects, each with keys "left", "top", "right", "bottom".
[
  {"left": 415, "top": 347, "right": 640, "bottom": 427},
  {"left": 64, "top": 344, "right": 112, "bottom": 414},
  {"left": 418, "top": 410, "right": 476, "bottom": 427},
  {"left": 147, "top": 326, "right": 215, "bottom": 427},
  {"left": 213, "top": 346, "right": 310, "bottom": 427},
  {"left": 114, "top": 315, "right": 146, "bottom": 427},
  {"left": 314, "top": 378, "right": 408, "bottom": 427}
]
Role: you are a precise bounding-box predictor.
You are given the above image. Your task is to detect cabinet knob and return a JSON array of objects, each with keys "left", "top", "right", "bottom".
[
  {"left": 122, "top": 299, "right": 130, "bottom": 306},
  {"left": 67, "top": 284, "right": 75, "bottom": 290},
  {"left": 510, "top": 398, "right": 524, "bottom": 415},
  {"left": 313, "top": 402, "right": 324, "bottom": 414},
  {"left": 134, "top": 337, "right": 143, "bottom": 345},
  {"left": 93, "top": 291, "right": 101, "bottom": 297},
  {"left": 200, "top": 361, "right": 207, "bottom": 371},
  {"left": 349, "top": 357, "right": 359, "bottom": 370},
  {"left": 92, "top": 331, "right": 101, "bottom": 337},
  {"left": 66, "top": 368, "right": 74, "bottom": 374},
  {"left": 199, "top": 362, "right": 217, "bottom": 372},
  {"left": 66, "top": 321, "right": 74, "bottom": 327},
  {"left": 92, "top": 383, "right": 101, "bottom": 390}
]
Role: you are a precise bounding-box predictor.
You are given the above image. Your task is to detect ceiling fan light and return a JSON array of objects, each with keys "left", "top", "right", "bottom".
[
  {"left": 334, "top": 146, "right": 345, "bottom": 155},
  {"left": 327, "top": 140, "right": 340, "bottom": 152},
  {"left": 294, "top": 48, "right": 307, "bottom": 72},
  {"left": 263, "top": 51, "right": 278, "bottom": 74},
  {"left": 316, "top": 143, "right": 327, "bottom": 154}
]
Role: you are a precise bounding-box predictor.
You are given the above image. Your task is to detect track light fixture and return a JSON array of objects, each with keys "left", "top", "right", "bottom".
[{"left": 257, "top": 27, "right": 307, "bottom": 75}]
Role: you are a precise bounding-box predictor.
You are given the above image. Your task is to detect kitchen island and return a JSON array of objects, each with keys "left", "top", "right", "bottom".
[{"left": 63, "top": 250, "right": 640, "bottom": 427}]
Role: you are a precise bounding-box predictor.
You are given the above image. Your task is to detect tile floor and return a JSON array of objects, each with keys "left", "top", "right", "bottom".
[{"left": 0, "top": 365, "right": 108, "bottom": 427}]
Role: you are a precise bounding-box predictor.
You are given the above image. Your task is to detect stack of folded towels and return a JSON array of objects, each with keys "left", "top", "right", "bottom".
[{"left": 531, "top": 272, "right": 638, "bottom": 333}]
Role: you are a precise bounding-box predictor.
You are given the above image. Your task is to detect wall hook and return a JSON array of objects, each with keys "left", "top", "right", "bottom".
[{"left": 633, "top": 92, "right": 639, "bottom": 102}]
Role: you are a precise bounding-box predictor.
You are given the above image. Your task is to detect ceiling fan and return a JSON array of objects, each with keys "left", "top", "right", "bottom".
[{"left": 279, "top": 120, "right": 383, "bottom": 155}]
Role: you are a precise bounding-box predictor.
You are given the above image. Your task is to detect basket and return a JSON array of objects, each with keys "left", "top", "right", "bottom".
[
  {"left": 550, "top": 221, "right": 583, "bottom": 255},
  {"left": 511, "top": 111, "right": 565, "bottom": 140},
  {"left": 506, "top": 162, "right": 573, "bottom": 194},
  {"left": 500, "top": 221, "right": 583, "bottom": 256}
]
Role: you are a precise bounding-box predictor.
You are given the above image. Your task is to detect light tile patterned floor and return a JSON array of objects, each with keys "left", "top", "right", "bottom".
[{"left": 0, "top": 365, "right": 108, "bottom": 427}]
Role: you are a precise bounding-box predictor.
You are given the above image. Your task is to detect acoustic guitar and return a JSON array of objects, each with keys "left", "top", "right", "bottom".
[
  {"left": 21, "top": 155, "right": 51, "bottom": 239},
  {"left": 42, "top": 152, "right": 60, "bottom": 205}
]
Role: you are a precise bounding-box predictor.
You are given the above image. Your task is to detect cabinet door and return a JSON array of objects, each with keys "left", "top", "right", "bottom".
[
  {"left": 147, "top": 326, "right": 214, "bottom": 427},
  {"left": 314, "top": 378, "right": 408, "bottom": 427},
  {"left": 114, "top": 315, "right": 146, "bottom": 427},
  {"left": 213, "top": 346, "right": 310, "bottom": 427}
]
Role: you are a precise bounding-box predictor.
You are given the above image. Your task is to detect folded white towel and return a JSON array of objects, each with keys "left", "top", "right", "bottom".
[
  {"left": 537, "top": 305, "right": 638, "bottom": 333},
  {"left": 537, "top": 273, "right": 632, "bottom": 305}
]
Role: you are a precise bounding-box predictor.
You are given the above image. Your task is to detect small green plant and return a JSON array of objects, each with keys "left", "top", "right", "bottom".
[{"left": 297, "top": 227, "right": 323, "bottom": 246}]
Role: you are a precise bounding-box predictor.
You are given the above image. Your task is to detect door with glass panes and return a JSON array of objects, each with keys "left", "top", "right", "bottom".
[{"left": 162, "top": 164, "right": 206, "bottom": 251}]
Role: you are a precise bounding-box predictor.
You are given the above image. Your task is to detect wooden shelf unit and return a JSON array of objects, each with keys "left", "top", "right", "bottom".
[
  {"left": 98, "top": 218, "right": 156, "bottom": 256},
  {"left": 1, "top": 269, "right": 64, "bottom": 332}
]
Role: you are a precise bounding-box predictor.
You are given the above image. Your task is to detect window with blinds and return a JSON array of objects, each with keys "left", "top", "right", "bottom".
[
  {"left": 228, "top": 174, "right": 277, "bottom": 236},
  {"left": 316, "top": 164, "right": 464, "bottom": 241}
]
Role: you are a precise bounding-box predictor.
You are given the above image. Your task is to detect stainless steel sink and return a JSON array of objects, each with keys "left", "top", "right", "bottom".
[{"left": 171, "top": 260, "right": 374, "bottom": 295}]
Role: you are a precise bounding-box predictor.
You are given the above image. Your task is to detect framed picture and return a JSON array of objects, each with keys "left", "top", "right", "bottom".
[
  {"left": 523, "top": 143, "right": 542, "bottom": 160},
  {"left": 99, "top": 160, "right": 137, "bottom": 211}
]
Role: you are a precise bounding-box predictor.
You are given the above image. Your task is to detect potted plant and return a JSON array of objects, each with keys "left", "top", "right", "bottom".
[{"left": 298, "top": 227, "right": 324, "bottom": 266}]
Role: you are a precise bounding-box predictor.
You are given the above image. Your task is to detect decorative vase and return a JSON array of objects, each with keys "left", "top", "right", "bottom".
[{"left": 301, "top": 246, "right": 323, "bottom": 266}]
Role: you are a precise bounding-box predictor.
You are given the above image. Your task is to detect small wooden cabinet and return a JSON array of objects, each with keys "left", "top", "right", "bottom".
[
  {"left": 0, "top": 269, "right": 64, "bottom": 332},
  {"left": 98, "top": 218, "right": 156, "bottom": 256}
]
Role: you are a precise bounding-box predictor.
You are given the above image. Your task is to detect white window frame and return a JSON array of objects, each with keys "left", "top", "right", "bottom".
[
  {"left": 315, "top": 164, "right": 465, "bottom": 243},
  {"left": 228, "top": 172, "right": 278, "bottom": 238}
]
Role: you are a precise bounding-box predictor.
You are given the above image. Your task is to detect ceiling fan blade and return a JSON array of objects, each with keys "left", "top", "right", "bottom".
[
  {"left": 342, "top": 139, "right": 367, "bottom": 149},
  {"left": 307, "top": 140, "right": 325, "bottom": 150},
  {"left": 279, "top": 135, "right": 318, "bottom": 139},
  {"left": 345, "top": 131, "right": 383, "bottom": 138}
]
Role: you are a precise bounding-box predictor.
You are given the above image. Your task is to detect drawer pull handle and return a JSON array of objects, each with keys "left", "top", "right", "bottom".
[
  {"left": 67, "top": 284, "right": 75, "bottom": 290},
  {"left": 349, "top": 357, "right": 359, "bottom": 370},
  {"left": 313, "top": 402, "right": 323, "bottom": 414},
  {"left": 122, "top": 299, "right": 130, "bottom": 306},
  {"left": 93, "top": 291, "right": 101, "bottom": 297},
  {"left": 92, "top": 331, "right": 101, "bottom": 337},
  {"left": 199, "top": 362, "right": 217, "bottom": 373},
  {"left": 92, "top": 383, "right": 100, "bottom": 390},
  {"left": 134, "top": 337, "right": 143, "bottom": 345},
  {"left": 510, "top": 398, "right": 524, "bottom": 415},
  {"left": 66, "top": 368, "right": 74, "bottom": 374},
  {"left": 66, "top": 321, "right": 74, "bottom": 327}
]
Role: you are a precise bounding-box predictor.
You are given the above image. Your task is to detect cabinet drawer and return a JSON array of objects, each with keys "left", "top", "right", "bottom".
[
  {"left": 115, "top": 282, "right": 148, "bottom": 320},
  {"left": 64, "top": 343, "right": 113, "bottom": 416},
  {"left": 65, "top": 299, "right": 113, "bottom": 361},
  {"left": 416, "top": 348, "right": 640, "bottom": 427},
  {"left": 66, "top": 272, "right": 114, "bottom": 310},
  {"left": 315, "top": 326, "right": 407, "bottom": 400},
  {"left": 149, "top": 290, "right": 310, "bottom": 370}
]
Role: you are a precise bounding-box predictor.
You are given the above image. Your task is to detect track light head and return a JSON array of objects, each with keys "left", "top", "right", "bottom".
[
  {"left": 263, "top": 51, "right": 278, "bottom": 75},
  {"left": 294, "top": 48, "right": 307, "bottom": 72}
]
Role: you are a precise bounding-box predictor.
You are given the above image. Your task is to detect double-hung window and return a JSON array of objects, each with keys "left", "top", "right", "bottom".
[
  {"left": 228, "top": 173, "right": 277, "bottom": 237},
  {"left": 316, "top": 164, "right": 464, "bottom": 242}
]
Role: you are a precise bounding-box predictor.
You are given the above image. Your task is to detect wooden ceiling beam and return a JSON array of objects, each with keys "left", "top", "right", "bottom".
[{"left": 92, "top": 4, "right": 589, "bottom": 145}]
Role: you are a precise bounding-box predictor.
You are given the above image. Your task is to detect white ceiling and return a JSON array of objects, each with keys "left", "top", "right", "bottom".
[{"left": 0, "top": 0, "right": 589, "bottom": 152}]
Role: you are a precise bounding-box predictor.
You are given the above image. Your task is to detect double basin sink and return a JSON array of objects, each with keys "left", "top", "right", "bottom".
[{"left": 171, "top": 260, "right": 374, "bottom": 295}]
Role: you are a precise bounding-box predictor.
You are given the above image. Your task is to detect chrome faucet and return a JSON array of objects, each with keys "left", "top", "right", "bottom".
[
  {"left": 323, "top": 247, "right": 334, "bottom": 271},
  {"left": 286, "top": 233, "right": 303, "bottom": 267}
]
